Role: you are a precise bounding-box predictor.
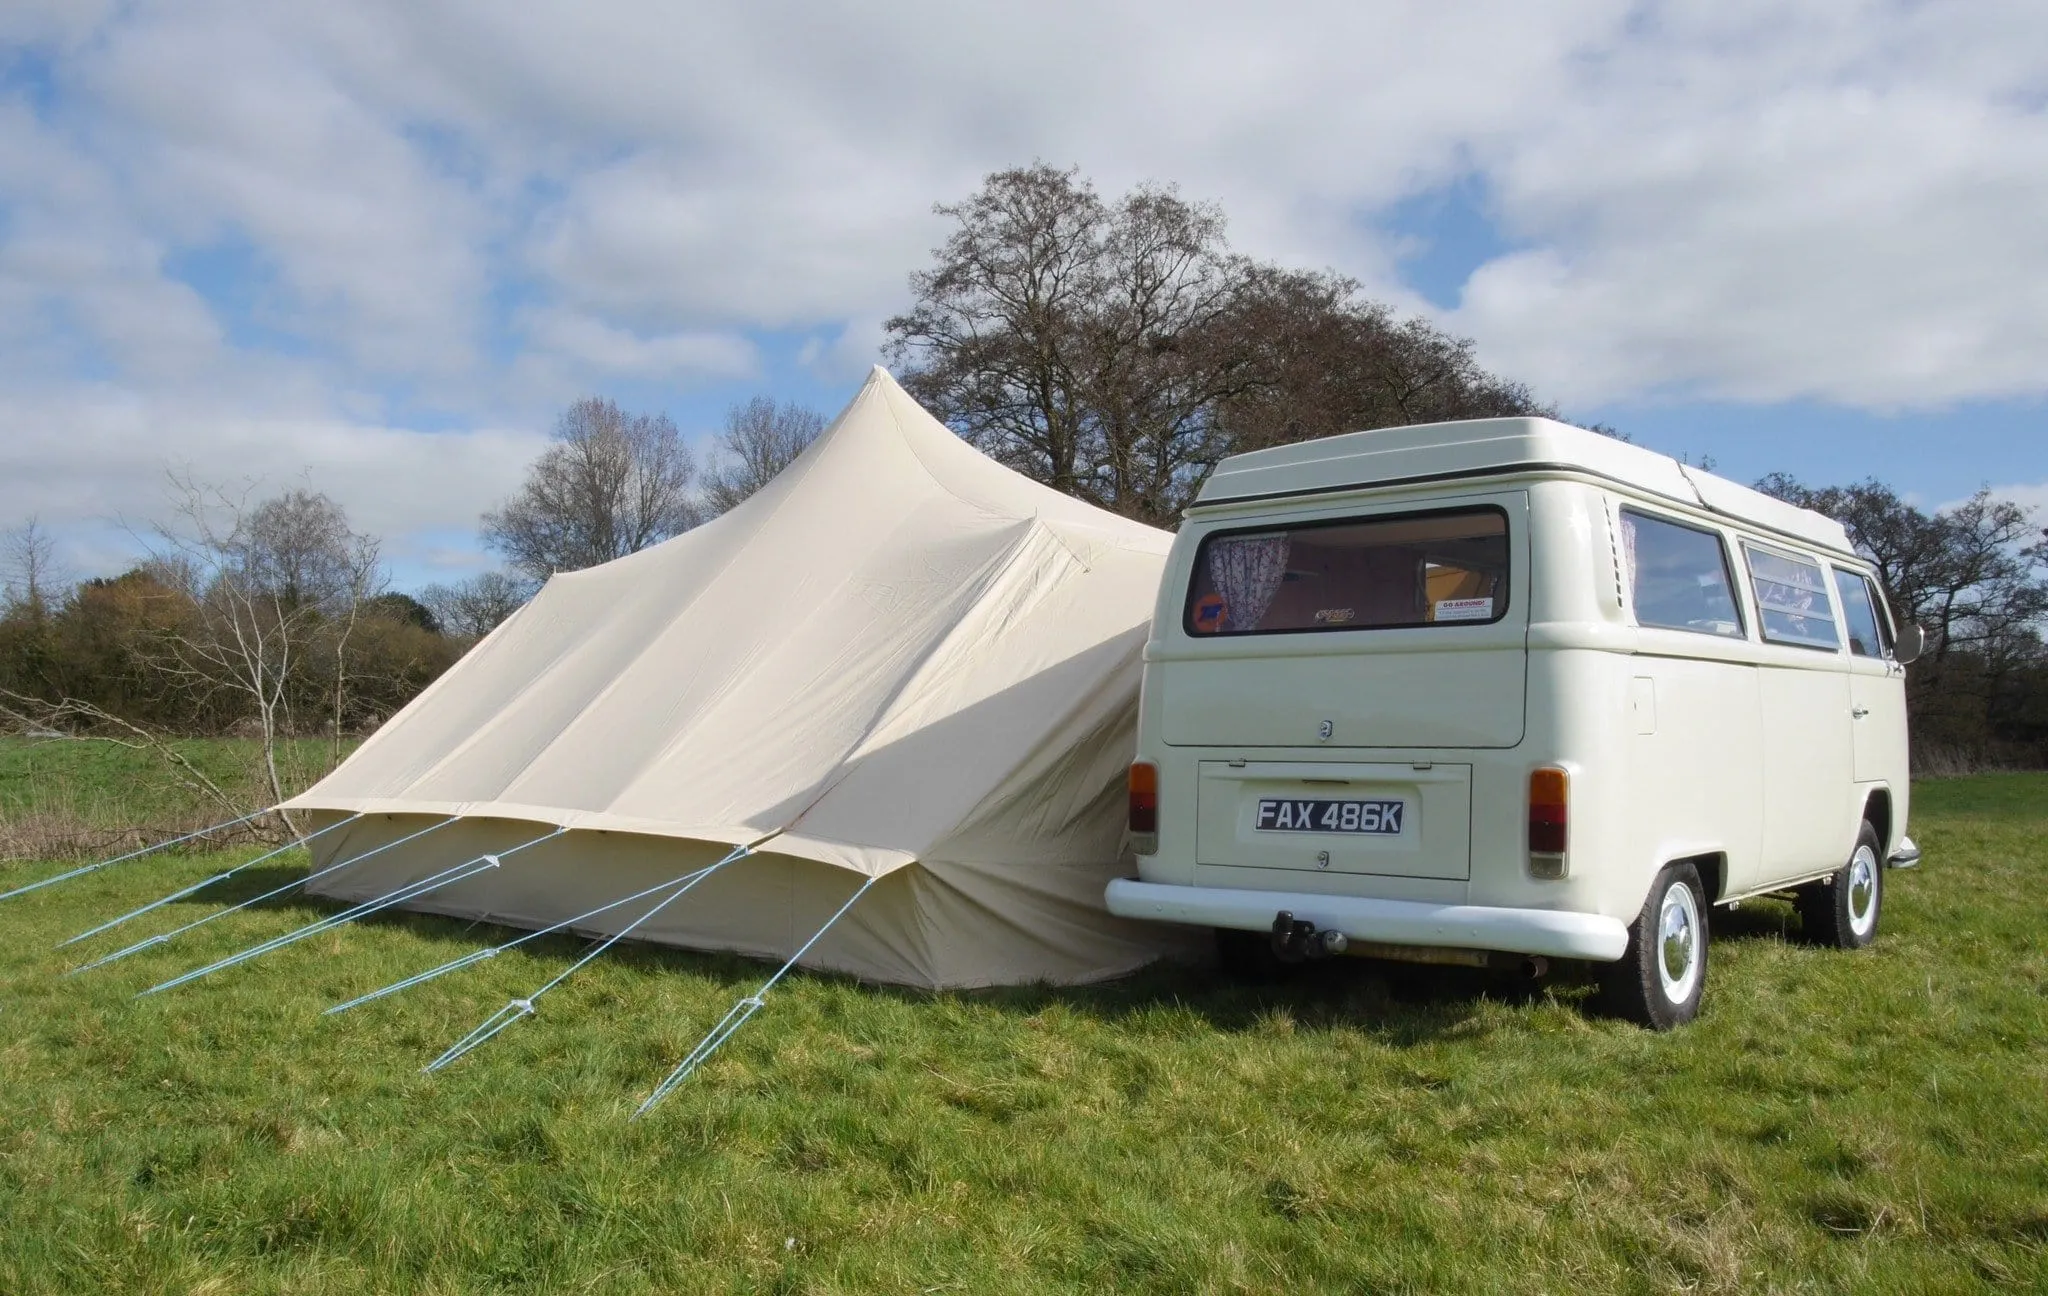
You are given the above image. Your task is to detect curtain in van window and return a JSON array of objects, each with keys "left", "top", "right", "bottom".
[{"left": 1208, "top": 536, "right": 1290, "bottom": 631}]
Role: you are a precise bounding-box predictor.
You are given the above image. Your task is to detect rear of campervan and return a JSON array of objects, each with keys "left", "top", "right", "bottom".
[{"left": 1106, "top": 417, "right": 1916, "bottom": 1027}]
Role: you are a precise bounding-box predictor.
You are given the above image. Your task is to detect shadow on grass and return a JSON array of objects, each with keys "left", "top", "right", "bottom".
[{"left": 95, "top": 863, "right": 1824, "bottom": 1044}]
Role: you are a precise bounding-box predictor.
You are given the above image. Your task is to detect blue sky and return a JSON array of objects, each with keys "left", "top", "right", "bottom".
[{"left": 1, "top": 1, "right": 2042, "bottom": 594}]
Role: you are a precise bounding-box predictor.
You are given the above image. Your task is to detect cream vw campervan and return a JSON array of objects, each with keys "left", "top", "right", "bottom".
[{"left": 1106, "top": 418, "right": 1922, "bottom": 1028}]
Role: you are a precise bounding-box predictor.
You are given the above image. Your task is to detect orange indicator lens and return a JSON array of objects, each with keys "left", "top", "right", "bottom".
[
  {"left": 1128, "top": 762, "right": 1159, "bottom": 835},
  {"left": 1528, "top": 767, "right": 1568, "bottom": 855}
]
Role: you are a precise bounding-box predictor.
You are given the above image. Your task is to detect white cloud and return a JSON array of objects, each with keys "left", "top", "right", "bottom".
[
  {"left": 79, "top": 7, "right": 493, "bottom": 380},
  {"left": 0, "top": 386, "right": 547, "bottom": 583},
  {"left": 518, "top": 307, "right": 757, "bottom": 380},
  {"left": 1452, "top": 2, "right": 2048, "bottom": 408},
  {"left": 2, "top": 0, "right": 2045, "bottom": 583}
]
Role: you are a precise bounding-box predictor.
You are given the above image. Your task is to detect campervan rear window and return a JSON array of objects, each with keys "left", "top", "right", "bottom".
[{"left": 1183, "top": 507, "right": 1509, "bottom": 636}]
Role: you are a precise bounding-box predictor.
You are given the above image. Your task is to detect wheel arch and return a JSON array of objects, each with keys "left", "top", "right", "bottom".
[
  {"left": 1639, "top": 842, "right": 1729, "bottom": 909},
  {"left": 1861, "top": 785, "right": 1894, "bottom": 856}
]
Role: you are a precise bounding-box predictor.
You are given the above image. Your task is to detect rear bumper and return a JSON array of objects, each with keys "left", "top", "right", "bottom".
[
  {"left": 1887, "top": 835, "right": 1922, "bottom": 869},
  {"left": 1105, "top": 878, "right": 1631, "bottom": 962}
]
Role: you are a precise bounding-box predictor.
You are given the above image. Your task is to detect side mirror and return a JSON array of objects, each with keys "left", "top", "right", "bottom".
[{"left": 1893, "top": 623, "right": 1925, "bottom": 665}]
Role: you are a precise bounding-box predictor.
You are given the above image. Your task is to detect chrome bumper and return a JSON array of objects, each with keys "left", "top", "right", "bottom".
[
  {"left": 1887, "top": 835, "right": 1922, "bottom": 869},
  {"left": 1104, "top": 878, "right": 1631, "bottom": 962}
]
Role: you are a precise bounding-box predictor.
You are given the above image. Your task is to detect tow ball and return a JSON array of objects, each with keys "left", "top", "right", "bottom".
[{"left": 1270, "top": 910, "right": 1349, "bottom": 963}]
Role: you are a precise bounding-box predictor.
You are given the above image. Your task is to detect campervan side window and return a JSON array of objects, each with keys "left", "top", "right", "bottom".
[
  {"left": 1832, "top": 568, "right": 1890, "bottom": 658},
  {"left": 1182, "top": 507, "right": 1508, "bottom": 636},
  {"left": 1618, "top": 509, "right": 1745, "bottom": 639},
  {"left": 1745, "top": 544, "right": 1841, "bottom": 651}
]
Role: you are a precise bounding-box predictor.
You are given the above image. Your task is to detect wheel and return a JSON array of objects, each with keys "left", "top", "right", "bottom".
[
  {"left": 1215, "top": 927, "right": 1296, "bottom": 982},
  {"left": 1797, "top": 821, "right": 1883, "bottom": 949},
  {"left": 1599, "top": 860, "right": 1708, "bottom": 1029}
]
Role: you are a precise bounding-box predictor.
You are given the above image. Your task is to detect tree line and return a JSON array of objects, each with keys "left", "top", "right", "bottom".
[
  {"left": 2, "top": 162, "right": 2043, "bottom": 777},
  {"left": 1756, "top": 477, "right": 2048, "bottom": 769}
]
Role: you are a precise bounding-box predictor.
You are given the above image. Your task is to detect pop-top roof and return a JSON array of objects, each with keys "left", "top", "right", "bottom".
[{"left": 1193, "top": 416, "right": 1854, "bottom": 557}]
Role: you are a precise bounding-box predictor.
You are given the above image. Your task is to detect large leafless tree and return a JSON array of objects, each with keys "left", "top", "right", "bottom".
[{"left": 483, "top": 398, "right": 699, "bottom": 579}]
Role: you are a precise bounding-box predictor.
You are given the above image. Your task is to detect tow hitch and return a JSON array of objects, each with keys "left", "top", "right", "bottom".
[{"left": 1270, "top": 910, "right": 1348, "bottom": 962}]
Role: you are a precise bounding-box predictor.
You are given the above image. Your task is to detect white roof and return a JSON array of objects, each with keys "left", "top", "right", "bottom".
[
  {"left": 284, "top": 369, "right": 1187, "bottom": 988},
  {"left": 1195, "top": 416, "right": 1855, "bottom": 557}
]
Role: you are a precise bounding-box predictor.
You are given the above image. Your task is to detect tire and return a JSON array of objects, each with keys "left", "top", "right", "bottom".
[
  {"left": 1797, "top": 821, "right": 1883, "bottom": 950},
  {"left": 1599, "top": 860, "right": 1708, "bottom": 1030},
  {"left": 1215, "top": 927, "right": 1297, "bottom": 982}
]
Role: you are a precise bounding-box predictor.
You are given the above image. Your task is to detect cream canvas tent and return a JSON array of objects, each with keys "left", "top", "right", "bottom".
[{"left": 283, "top": 368, "right": 1193, "bottom": 989}]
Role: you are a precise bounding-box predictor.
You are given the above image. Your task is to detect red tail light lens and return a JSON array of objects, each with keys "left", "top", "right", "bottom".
[
  {"left": 1528, "top": 767, "right": 1568, "bottom": 856},
  {"left": 1128, "top": 762, "right": 1159, "bottom": 835}
]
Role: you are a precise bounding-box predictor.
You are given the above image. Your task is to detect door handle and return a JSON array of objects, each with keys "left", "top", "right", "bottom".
[{"left": 1852, "top": 706, "right": 1870, "bottom": 719}]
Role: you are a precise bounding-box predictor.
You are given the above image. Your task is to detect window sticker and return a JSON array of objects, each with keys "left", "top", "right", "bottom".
[
  {"left": 1434, "top": 597, "right": 1494, "bottom": 622},
  {"left": 1191, "top": 592, "right": 1228, "bottom": 634},
  {"left": 1312, "top": 607, "right": 1356, "bottom": 624}
]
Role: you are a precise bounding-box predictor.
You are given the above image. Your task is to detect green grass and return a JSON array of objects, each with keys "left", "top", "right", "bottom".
[
  {"left": 0, "top": 763, "right": 2043, "bottom": 1293},
  {"left": 0, "top": 735, "right": 348, "bottom": 861}
]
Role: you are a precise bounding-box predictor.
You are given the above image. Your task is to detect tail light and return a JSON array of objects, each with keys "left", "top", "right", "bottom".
[
  {"left": 1128, "top": 761, "right": 1159, "bottom": 853},
  {"left": 1528, "top": 766, "right": 1568, "bottom": 876}
]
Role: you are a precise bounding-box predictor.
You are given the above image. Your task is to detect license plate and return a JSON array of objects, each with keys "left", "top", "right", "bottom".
[{"left": 1254, "top": 798, "right": 1404, "bottom": 835}]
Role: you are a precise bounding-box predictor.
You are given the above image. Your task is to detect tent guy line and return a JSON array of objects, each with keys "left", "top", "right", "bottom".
[
  {"left": 0, "top": 807, "right": 275, "bottom": 905},
  {"left": 325, "top": 856, "right": 733, "bottom": 1016},
  {"left": 635, "top": 871, "right": 883, "bottom": 1119},
  {"left": 422, "top": 837, "right": 762, "bottom": 1073},
  {"left": 68, "top": 816, "right": 462, "bottom": 975},
  {"left": 140, "top": 826, "right": 568, "bottom": 997},
  {"left": 58, "top": 813, "right": 365, "bottom": 949}
]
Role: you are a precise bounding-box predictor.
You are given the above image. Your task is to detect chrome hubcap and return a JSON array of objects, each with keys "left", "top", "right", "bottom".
[
  {"left": 1657, "top": 882, "right": 1701, "bottom": 1002},
  {"left": 1847, "top": 846, "right": 1878, "bottom": 936}
]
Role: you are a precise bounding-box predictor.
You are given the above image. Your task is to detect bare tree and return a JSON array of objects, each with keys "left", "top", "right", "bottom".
[
  {"left": 2, "top": 518, "right": 61, "bottom": 619},
  {"left": 144, "top": 476, "right": 383, "bottom": 828},
  {"left": 242, "top": 490, "right": 377, "bottom": 610},
  {"left": 420, "top": 571, "right": 537, "bottom": 640},
  {"left": 700, "top": 397, "right": 826, "bottom": 517},
  {"left": 236, "top": 489, "right": 385, "bottom": 764},
  {"left": 482, "top": 398, "right": 699, "bottom": 579}
]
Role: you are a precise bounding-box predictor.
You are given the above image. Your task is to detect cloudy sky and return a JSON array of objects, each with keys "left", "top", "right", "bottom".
[{"left": 2, "top": 0, "right": 2043, "bottom": 591}]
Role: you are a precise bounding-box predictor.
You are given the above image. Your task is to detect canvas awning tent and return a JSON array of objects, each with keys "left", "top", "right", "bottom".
[{"left": 283, "top": 368, "right": 1195, "bottom": 989}]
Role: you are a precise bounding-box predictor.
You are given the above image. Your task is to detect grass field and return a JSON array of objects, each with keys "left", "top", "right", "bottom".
[
  {"left": 0, "top": 742, "right": 2043, "bottom": 1293},
  {"left": 0, "top": 736, "right": 348, "bottom": 863}
]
